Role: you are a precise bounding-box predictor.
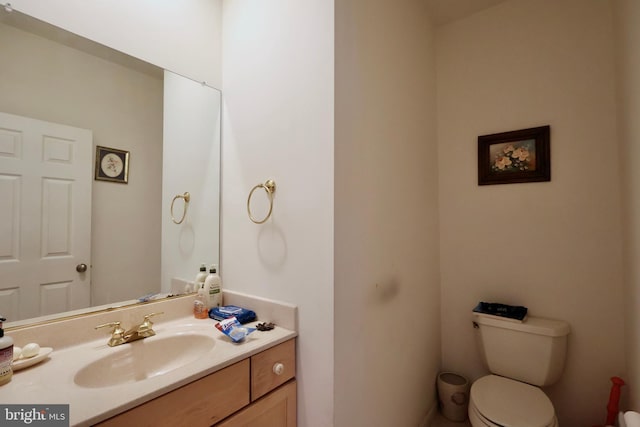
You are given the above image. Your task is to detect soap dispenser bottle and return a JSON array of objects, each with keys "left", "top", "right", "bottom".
[
  {"left": 0, "top": 316, "right": 13, "bottom": 386},
  {"left": 204, "top": 264, "right": 222, "bottom": 309},
  {"left": 193, "top": 284, "right": 209, "bottom": 319}
]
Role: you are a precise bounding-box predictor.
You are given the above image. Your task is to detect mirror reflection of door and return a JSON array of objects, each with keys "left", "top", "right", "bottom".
[{"left": 0, "top": 112, "right": 92, "bottom": 321}]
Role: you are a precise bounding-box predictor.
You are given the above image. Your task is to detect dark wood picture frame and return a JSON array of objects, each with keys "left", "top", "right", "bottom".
[
  {"left": 95, "top": 146, "right": 129, "bottom": 184},
  {"left": 478, "top": 125, "right": 550, "bottom": 185}
]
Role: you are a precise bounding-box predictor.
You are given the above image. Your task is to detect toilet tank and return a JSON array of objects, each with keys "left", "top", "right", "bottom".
[{"left": 473, "top": 313, "right": 570, "bottom": 386}]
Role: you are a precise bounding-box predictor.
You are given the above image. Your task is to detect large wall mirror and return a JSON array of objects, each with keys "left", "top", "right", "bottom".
[{"left": 0, "top": 8, "right": 221, "bottom": 326}]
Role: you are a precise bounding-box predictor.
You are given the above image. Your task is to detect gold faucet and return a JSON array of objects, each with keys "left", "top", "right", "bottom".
[{"left": 95, "top": 312, "right": 164, "bottom": 347}]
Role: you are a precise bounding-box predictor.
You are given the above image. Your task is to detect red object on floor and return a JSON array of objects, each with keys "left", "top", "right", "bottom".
[{"left": 606, "top": 376, "right": 625, "bottom": 425}]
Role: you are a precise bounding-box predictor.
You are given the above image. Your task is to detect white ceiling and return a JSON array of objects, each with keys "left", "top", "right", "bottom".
[{"left": 425, "top": 0, "right": 510, "bottom": 26}]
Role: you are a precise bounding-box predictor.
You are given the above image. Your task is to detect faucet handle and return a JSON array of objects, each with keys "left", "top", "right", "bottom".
[
  {"left": 95, "top": 321, "right": 126, "bottom": 347},
  {"left": 138, "top": 312, "right": 164, "bottom": 337},
  {"left": 143, "top": 312, "right": 164, "bottom": 322},
  {"left": 95, "top": 321, "right": 123, "bottom": 332}
]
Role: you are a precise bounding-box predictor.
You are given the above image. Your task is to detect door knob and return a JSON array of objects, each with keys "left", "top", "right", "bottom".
[{"left": 76, "top": 263, "right": 88, "bottom": 273}]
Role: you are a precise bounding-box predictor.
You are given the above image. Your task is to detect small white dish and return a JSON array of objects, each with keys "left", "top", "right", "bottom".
[{"left": 12, "top": 347, "right": 52, "bottom": 371}]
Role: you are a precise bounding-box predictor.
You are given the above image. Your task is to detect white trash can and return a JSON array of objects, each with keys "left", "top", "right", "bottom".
[{"left": 437, "top": 372, "right": 470, "bottom": 422}]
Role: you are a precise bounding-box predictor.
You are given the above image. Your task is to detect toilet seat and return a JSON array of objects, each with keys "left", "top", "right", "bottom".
[
  {"left": 469, "top": 375, "right": 556, "bottom": 427},
  {"left": 469, "top": 400, "right": 502, "bottom": 426},
  {"left": 469, "top": 399, "right": 558, "bottom": 427}
]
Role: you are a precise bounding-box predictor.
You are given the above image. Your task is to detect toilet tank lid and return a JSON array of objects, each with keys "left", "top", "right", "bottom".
[{"left": 473, "top": 313, "right": 570, "bottom": 337}]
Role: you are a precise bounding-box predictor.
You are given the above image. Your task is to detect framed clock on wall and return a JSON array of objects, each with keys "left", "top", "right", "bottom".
[{"left": 95, "top": 146, "right": 129, "bottom": 183}]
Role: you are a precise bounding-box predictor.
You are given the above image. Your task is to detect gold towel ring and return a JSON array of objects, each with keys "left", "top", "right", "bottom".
[
  {"left": 171, "top": 192, "right": 190, "bottom": 224},
  {"left": 247, "top": 180, "right": 276, "bottom": 224}
]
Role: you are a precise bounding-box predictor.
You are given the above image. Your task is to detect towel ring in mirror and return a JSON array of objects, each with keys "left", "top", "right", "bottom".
[
  {"left": 247, "top": 180, "right": 276, "bottom": 224},
  {"left": 171, "top": 192, "right": 190, "bottom": 224}
]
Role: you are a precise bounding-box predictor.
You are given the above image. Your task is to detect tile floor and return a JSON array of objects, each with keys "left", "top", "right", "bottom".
[{"left": 431, "top": 412, "right": 472, "bottom": 427}]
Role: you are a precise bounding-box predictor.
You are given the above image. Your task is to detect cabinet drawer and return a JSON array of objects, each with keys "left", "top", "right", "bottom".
[
  {"left": 95, "top": 359, "right": 250, "bottom": 427},
  {"left": 251, "top": 339, "right": 296, "bottom": 401}
]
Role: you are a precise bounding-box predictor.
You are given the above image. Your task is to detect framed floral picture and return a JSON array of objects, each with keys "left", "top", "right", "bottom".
[
  {"left": 95, "top": 146, "right": 129, "bottom": 183},
  {"left": 478, "top": 125, "right": 550, "bottom": 185}
]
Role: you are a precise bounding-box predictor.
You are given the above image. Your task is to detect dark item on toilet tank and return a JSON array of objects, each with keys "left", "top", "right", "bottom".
[{"left": 473, "top": 302, "right": 528, "bottom": 321}]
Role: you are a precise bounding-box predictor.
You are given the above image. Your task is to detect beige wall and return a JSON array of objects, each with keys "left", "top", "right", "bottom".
[
  {"left": 614, "top": 0, "right": 640, "bottom": 410},
  {"left": 437, "top": 0, "right": 624, "bottom": 424},
  {"left": 221, "top": 1, "right": 334, "bottom": 424},
  {"left": 9, "top": 0, "right": 222, "bottom": 89},
  {"left": 0, "top": 22, "right": 163, "bottom": 306},
  {"left": 335, "top": 0, "right": 440, "bottom": 425}
]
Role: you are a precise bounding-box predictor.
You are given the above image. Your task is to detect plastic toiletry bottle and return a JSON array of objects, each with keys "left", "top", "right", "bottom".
[
  {"left": 193, "top": 263, "right": 208, "bottom": 293},
  {"left": 193, "top": 284, "right": 209, "bottom": 319},
  {"left": 0, "top": 316, "right": 13, "bottom": 386},
  {"left": 204, "top": 264, "right": 222, "bottom": 309}
]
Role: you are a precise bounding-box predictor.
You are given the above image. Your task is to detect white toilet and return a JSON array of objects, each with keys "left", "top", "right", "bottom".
[{"left": 469, "top": 313, "right": 570, "bottom": 427}]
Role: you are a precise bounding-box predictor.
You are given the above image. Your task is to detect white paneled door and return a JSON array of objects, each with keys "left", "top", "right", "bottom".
[{"left": 0, "top": 112, "right": 92, "bottom": 321}]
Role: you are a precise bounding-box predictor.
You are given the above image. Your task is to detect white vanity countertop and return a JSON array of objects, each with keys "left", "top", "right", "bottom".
[
  {"left": 3, "top": 309, "right": 297, "bottom": 426},
  {"left": 0, "top": 290, "right": 298, "bottom": 426}
]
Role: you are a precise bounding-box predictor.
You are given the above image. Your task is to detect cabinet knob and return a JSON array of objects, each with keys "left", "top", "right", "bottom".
[{"left": 273, "top": 362, "right": 285, "bottom": 375}]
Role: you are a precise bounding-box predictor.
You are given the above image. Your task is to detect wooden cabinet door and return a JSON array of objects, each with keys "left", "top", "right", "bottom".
[
  {"left": 95, "top": 360, "right": 249, "bottom": 427},
  {"left": 216, "top": 380, "right": 296, "bottom": 427}
]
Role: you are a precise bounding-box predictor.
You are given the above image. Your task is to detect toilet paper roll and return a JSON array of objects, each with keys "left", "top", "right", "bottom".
[{"left": 624, "top": 411, "right": 640, "bottom": 427}]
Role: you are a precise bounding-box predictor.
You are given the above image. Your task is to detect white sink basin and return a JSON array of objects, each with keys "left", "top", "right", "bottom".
[{"left": 73, "top": 333, "right": 215, "bottom": 388}]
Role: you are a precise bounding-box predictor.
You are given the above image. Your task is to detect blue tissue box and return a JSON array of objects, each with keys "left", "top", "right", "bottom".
[{"left": 209, "top": 305, "right": 257, "bottom": 324}]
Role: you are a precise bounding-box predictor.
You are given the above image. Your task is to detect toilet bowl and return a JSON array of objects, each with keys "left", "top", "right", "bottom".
[{"left": 468, "top": 375, "right": 558, "bottom": 427}]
